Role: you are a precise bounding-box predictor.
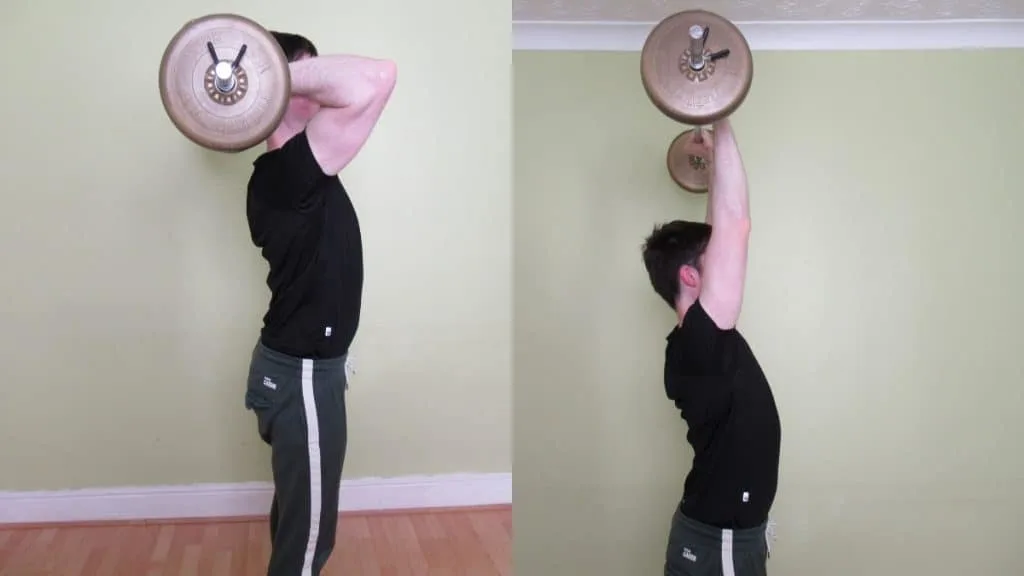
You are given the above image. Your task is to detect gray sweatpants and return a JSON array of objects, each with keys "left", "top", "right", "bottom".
[
  {"left": 244, "top": 340, "right": 348, "bottom": 576},
  {"left": 664, "top": 507, "right": 769, "bottom": 576}
]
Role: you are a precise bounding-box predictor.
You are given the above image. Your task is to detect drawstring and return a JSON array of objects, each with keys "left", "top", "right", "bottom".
[
  {"left": 764, "top": 519, "right": 777, "bottom": 558},
  {"left": 344, "top": 356, "right": 356, "bottom": 389}
]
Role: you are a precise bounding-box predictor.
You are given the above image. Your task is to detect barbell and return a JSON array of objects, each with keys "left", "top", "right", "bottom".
[
  {"left": 640, "top": 9, "right": 753, "bottom": 194},
  {"left": 159, "top": 14, "right": 291, "bottom": 152}
]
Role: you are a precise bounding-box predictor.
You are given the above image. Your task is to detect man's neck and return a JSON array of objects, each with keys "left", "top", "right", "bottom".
[
  {"left": 266, "top": 122, "right": 304, "bottom": 151},
  {"left": 675, "top": 295, "right": 696, "bottom": 326}
]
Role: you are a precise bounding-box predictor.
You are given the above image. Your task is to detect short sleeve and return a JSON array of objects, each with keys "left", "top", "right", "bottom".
[
  {"left": 664, "top": 299, "right": 737, "bottom": 422},
  {"left": 675, "top": 299, "right": 736, "bottom": 375},
  {"left": 249, "top": 130, "right": 327, "bottom": 210}
]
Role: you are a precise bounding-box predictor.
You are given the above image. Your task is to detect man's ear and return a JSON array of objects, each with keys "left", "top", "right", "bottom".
[{"left": 679, "top": 265, "right": 699, "bottom": 289}]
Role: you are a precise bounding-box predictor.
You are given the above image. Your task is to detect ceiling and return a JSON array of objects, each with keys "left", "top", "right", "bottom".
[{"left": 512, "top": 0, "right": 1024, "bottom": 22}]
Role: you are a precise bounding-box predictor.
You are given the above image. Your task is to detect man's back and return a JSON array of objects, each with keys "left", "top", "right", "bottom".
[
  {"left": 246, "top": 130, "right": 363, "bottom": 359},
  {"left": 664, "top": 299, "right": 781, "bottom": 529}
]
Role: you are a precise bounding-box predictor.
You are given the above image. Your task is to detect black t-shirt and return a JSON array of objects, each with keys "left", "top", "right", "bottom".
[
  {"left": 664, "top": 299, "right": 782, "bottom": 529},
  {"left": 246, "top": 131, "right": 363, "bottom": 359}
]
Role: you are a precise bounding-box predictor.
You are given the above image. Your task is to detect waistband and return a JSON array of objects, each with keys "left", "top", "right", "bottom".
[
  {"left": 672, "top": 508, "right": 767, "bottom": 549},
  {"left": 254, "top": 339, "right": 348, "bottom": 372}
]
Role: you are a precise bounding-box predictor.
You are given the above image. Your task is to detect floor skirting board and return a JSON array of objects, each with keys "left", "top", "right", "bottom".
[{"left": 0, "top": 472, "right": 512, "bottom": 525}]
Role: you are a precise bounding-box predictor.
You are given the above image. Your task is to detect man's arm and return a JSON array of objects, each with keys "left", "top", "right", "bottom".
[
  {"left": 700, "top": 118, "right": 750, "bottom": 330},
  {"left": 699, "top": 130, "right": 715, "bottom": 226},
  {"left": 288, "top": 55, "right": 398, "bottom": 176}
]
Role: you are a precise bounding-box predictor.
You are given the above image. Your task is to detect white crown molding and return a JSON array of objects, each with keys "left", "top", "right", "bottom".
[
  {"left": 0, "top": 472, "right": 511, "bottom": 525},
  {"left": 513, "top": 19, "right": 1024, "bottom": 51}
]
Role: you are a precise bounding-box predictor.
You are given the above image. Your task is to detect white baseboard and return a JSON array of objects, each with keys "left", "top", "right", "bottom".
[
  {"left": 0, "top": 472, "right": 511, "bottom": 525},
  {"left": 513, "top": 19, "right": 1024, "bottom": 52}
]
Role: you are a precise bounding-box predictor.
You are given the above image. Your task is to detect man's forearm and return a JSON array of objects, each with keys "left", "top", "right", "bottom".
[
  {"left": 288, "top": 55, "right": 393, "bottom": 109},
  {"left": 708, "top": 122, "right": 749, "bottom": 226},
  {"left": 705, "top": 174, "right": 715, "bottom": 226},
  {"left": 702, "top": 131, "right": 715, "bottom": 226}
]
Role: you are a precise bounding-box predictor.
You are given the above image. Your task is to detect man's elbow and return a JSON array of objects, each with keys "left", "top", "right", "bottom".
[
  {"left": 360, "top": 60, "right": 397, "bottom": 105},
  {"left": 712, "top": 217, "right": 750, "bottom": 242},
  {"left": 377, "top": 59, "right": 398, "bottom": 86},
  {"left": 330, "top": 59, "right": 396, "bottom": 110},
  {"left": 730, "top": 216, "right": 751, "bottom": 232}
]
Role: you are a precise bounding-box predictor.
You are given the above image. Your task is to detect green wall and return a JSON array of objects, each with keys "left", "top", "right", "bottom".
[
  {"left": 514, "top": 49, "right": 1024, "bottom": 576},
  {"left": 0, "top": 0, "right": 510, "bottom": 490}
]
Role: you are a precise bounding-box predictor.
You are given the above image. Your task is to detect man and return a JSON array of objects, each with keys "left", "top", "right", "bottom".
[
  {"left": 241, "top": 31, "right": 396, "bottom": 576},
  {"left": 641, "top": 119, "right": 781, "bottom": 576}
]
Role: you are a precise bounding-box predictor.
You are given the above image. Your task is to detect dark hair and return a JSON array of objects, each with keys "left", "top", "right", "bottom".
[
  {"left": 270, "top": 31, "right": 319, "bottom": 62},
  {"left": 641, "top": 220, "right": 712, "bottom": 308}
]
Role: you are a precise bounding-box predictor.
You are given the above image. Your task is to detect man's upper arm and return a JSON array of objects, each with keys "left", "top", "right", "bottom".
[
  {"left": 678, "top": 300, "right": 733, "bottom": 372},
  {"left": 305, "top": 64, "right": 397, "bottom": 177},
  {"left": 667, "top": 301, "right": 736, "bottom": 420},
  {"left": 699, "top": 220, "right": 750, "bottom": 330},
  {"left": 250, "top": 131, "right": 327, "bottom": 210}
]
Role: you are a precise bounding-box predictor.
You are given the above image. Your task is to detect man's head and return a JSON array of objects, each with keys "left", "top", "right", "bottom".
[
  {"left": 641, "top": 220, "right": 712, "bottom": 311},
  {"left": 270, "top": 31, "right": 320, "bottom": 130}
]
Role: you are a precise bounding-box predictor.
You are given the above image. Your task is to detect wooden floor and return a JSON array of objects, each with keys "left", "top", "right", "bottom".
[{"left": 0, "top": 506, "right": 511, "bottom": 576}]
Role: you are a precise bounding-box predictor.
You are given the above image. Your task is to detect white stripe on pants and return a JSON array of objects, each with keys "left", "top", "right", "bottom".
[
  {"left": 721, "top": 528, "right": 735, "bottom": 576},
  {"left": 300, "top": 358, "right": 322, "bottom": 576}
]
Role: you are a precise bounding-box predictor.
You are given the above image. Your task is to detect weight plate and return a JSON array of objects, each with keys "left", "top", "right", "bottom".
[{"left": 159, "top": 14, "right": 290, "bottom": 152}]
